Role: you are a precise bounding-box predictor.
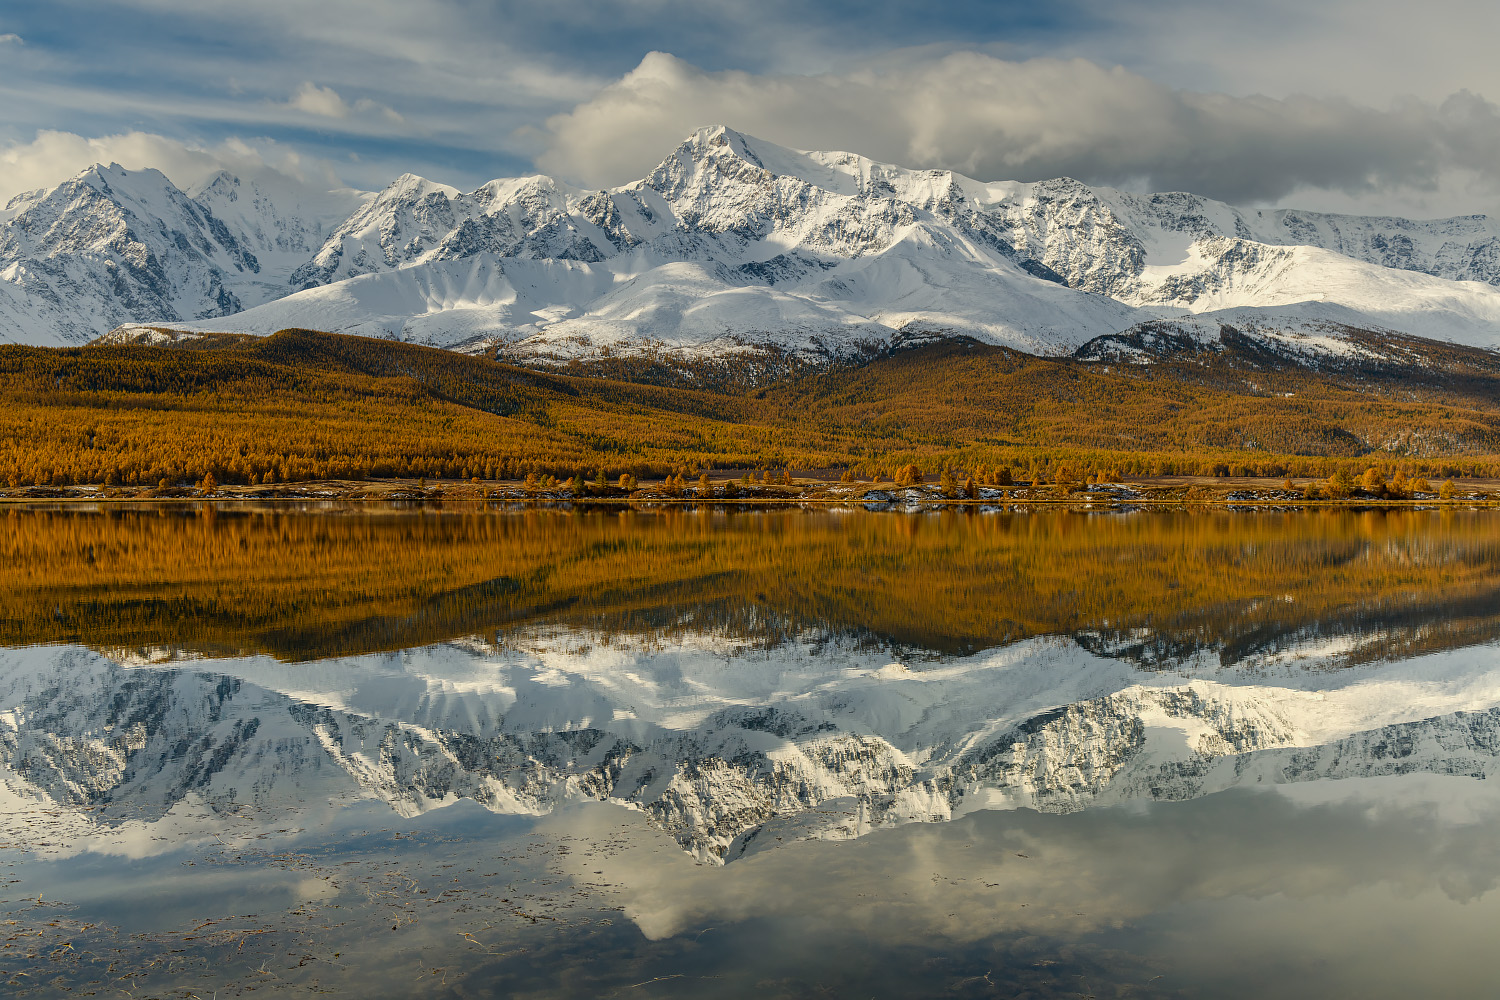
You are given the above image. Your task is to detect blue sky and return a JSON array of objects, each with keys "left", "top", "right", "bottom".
[{"left": 3, "top": 0, "right": 1500, "bottom": 216}]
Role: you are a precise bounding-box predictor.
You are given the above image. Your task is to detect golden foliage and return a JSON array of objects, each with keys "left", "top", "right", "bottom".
[
  {"left": 5, "top": 506, "right": 1500, "bottom": 664},
  {"left": 2, "top": 330, "right": 1499, "bottom": 488}
]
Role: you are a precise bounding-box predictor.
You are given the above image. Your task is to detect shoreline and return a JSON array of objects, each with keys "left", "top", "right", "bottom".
[{"left": 3, "top": 476, "right": 1498, "bottom": 510}]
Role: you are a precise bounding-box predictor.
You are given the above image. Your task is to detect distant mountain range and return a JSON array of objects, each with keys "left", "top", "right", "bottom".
[{"left": 6, "top": 125, "right": 1500, "bottom": 365}]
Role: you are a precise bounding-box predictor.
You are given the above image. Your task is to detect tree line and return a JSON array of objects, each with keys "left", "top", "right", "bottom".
[{"left": 3, "top": 330, "right": 1500, "bottom": 490}]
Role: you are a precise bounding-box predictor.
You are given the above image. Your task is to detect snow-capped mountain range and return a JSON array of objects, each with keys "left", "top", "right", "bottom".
[
  {"left": 4, "top": 631, "right": 1498, "bottom": 864},
  {"left": 6, "top": 125, "right": 1500, "bottom": 360}
]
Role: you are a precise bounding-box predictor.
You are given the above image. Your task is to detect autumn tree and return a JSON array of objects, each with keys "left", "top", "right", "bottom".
[{"left": 895, "top": 464, "right": 924, "bottom": 487}]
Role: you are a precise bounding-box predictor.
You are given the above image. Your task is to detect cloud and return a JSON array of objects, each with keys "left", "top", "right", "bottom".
[
  {"left": 285, "top": 81, "right": 404, "bottom": 126},
  {"left": 0, "top": 130, "right": 342, "bottom": 204},
  {"left": 288, "top": 82, "right": 350, "bottom": 119},
  {"left": 542, "top": 782, "right": 1500, "bottom": 946},
  {"left": 0, "top": 33, "right": 22, "bottom": 44},
  {"left": 538, "top": 51, "right": 1500, "bottom": 211}
]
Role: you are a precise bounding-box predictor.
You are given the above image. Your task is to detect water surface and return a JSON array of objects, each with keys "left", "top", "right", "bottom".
[{"left": 2, "top": 505, "right": 1498, "bottom": 997}]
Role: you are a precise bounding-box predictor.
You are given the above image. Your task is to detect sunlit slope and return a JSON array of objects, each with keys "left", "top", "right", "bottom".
[
  {"left": 12, "top": 127, "right": 1500, "bottom": 359},
  {"left": 5, "top": 329, "right": 1500, "bottom": 488}
]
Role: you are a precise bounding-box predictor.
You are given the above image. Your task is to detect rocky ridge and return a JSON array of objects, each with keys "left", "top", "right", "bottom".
[{"left": 6, "top": 127, "right": 1500, "bottom": 362}]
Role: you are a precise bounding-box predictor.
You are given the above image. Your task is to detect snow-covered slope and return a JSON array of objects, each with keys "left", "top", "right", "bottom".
[
  {"left": 189, "top": 168, "right": 366, "bottom": 303},
  {"left": 7, "top": 127, "right": 1500, "bottom": 357},
  {"left": 0, "top": 165, "right": 361, "bottom": 346}
]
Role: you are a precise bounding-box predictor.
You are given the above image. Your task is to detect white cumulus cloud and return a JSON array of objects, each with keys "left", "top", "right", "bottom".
[
  {"left": 538, "top": 51, "right": 1500, "bottom": 213},
  {"left": 289, "top": 81, "right": 350, "bottom": 118},
  {"left": 0, "top": 130, "right": 342, "bottom": 204},
  {"left": 286, "top": 81, "right": 404, "bottom": 125}
]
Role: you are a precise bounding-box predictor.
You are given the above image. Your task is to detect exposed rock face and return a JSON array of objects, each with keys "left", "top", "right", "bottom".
[
  {"left": 7, "top": 127, "right": 1500, "bottom": 356},
  {"left": 0, "top": 165, "right": 356, "bottom": 345}
]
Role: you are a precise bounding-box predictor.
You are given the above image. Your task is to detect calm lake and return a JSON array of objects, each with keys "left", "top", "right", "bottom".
[{"left": 3, "top": 504, "right": 1500, "bottom": 998}]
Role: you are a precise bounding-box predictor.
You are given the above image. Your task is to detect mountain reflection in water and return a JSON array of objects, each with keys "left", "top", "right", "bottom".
[{"left": 2, "top": 505, "right": 1499, "bottom": 998}]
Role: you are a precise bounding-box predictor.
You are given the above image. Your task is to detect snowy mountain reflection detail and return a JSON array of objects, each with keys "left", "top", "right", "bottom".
[{"left": 3, "top": 505, "right": 1500, "bottom": 998}]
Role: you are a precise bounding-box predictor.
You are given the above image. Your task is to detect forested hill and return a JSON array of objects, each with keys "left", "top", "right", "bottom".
[{"left": 2, "top": 327, "right": 1500, "bottom": 491}]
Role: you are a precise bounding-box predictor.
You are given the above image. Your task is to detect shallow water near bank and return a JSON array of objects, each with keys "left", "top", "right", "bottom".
[{"left": 2, "top": 506, "right": 1499, "bottom": 997}]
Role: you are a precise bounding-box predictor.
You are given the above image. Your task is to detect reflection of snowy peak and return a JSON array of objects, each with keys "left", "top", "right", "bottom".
[
  {"left": 7, "top": 127, "right": 1500, "bottom": 357},
  {"left": 0, "top": 648, "right": 346, "bottom": 825},
  {"left": 4, "top": 636, "right": 1499, "bottom": 863}
]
